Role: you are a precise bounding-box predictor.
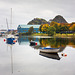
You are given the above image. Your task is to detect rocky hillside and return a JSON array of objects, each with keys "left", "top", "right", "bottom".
[
  {"left": 52, "top": 15, "right": 68, "bottom": 23},
  {"left": 27, "top": 15, "right": 68, "bottom": 25},
  {"left": 27, "top": 18, "right": 48, "bottom": 25}
]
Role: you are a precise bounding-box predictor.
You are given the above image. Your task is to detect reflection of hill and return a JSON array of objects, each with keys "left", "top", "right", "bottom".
[{"left": 39, "top": 52, "right": 60, "bottom": 60}]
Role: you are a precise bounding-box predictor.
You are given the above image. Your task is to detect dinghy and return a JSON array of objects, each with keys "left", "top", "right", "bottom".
[{"left": 39, "top": 47, "right": 60, "bottom": 53}]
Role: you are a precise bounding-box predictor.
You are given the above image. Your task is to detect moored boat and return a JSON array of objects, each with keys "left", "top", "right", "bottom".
[{"left": 39, "top": 47, "right": 60, "bottom": 53}]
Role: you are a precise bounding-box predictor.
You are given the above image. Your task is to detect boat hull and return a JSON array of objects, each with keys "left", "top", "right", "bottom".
[
  {"left": 6, "top": 38, "right": 15, "bottom": 44},
  {"left": 40, "top": 48, "right": 59, "bottom": 53}
]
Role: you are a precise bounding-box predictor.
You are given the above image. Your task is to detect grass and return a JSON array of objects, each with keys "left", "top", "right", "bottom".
[
  {"left": 32, "top": 33, "right": 75, "bottom": 38},
  {"left": 54, "top": 33, "right": 75, "bottom": 38},
  {"left": 32, "top": 33, "right": 48, "bottom": 36},
  {"left": 19, "top": 33, "right": 75, "bottom": 38}
]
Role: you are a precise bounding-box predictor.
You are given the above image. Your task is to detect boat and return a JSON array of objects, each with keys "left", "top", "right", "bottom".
[
  {"left": 6, "top": 8, "right": 15, "bottom": 39},
  {"left": 30, "top": 40, "right": 37, "bottom": 46},
  {"left": 5, "top": 8, "right": 18, "bottom": 44},
  {"left": 39, "top": 47, "right": 60, "bottom": 53}
]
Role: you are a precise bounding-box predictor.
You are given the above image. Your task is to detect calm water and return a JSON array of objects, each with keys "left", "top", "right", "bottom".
[{"left": 0, "top": 36, "right": 75, "bottom": 75}]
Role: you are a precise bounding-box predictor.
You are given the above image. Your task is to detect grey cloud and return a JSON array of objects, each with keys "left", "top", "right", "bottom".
[{"left": 0, "top": 0, "right": 75, "bottom": 29}]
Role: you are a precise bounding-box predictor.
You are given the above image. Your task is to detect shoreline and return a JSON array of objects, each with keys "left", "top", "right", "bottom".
[
  {"left": 19, "top": 33, "right": 75, "bottom": 38},
  {"left": 32, "top": 33, "right": 75, "bottom": 38}
]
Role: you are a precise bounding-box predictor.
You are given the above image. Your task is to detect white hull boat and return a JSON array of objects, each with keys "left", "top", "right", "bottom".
[{"left": 39, "top": 47, "right": 60, "bottom": 53}]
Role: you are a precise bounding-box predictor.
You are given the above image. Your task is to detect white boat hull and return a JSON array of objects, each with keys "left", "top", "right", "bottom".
[{"left": 40, "top": 49, "right": 59, "bottom": 53}]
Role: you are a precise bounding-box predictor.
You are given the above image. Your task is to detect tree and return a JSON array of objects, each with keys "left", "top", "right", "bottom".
[
  {"left": 69, "top": 24, "right": 75, "bottom": 35},
  {"left": 60, "top": 25, "right": 69, "bottom": 33},
  {"left": 39, "top": 24, "right": 49, "bottom": 33},
  {"left": 69, "top": 24, "right": 75, "bottom": 31},
  {"left": 27, "top": 26, "right": 34, "bottom": 35},
  {"left": 46, "top": 26, "right": 56, "bottom": 36},
  {"left": 39, "top": 24, "right": 43, "bottom": 32}
]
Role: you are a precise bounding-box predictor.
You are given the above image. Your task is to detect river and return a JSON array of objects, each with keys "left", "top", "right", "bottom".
[{"left": 0, "top": 36, "right": 75, "bottom": 75}]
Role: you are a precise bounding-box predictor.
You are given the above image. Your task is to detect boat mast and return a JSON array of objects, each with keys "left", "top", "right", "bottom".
[
  {"left": 6, "top": 18, "right": 9, "bottom": 30},
  {"left": 10, "top": 8, "right": 12, "bottom": 29}
]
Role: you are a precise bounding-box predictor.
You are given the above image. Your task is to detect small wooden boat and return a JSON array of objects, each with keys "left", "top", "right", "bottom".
[{"left": 39, "top": 47, "right": 60, "bottom": 53}]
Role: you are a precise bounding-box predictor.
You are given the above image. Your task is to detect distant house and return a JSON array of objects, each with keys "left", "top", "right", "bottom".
[
  {"left": 0, "top": 30, "right": 7, "bottom": 35},
  {"left": 17, "top": 25, "right": 40, "bottom": 33}
]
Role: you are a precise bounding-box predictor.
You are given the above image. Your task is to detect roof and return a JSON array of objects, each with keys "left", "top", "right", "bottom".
[{"left": 18, "top": 25, "right": 40, "bottom": 28}]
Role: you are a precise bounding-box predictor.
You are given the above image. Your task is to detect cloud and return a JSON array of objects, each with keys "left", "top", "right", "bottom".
[{"left": 0, "top": 0, "right": 75, "bottom": 29}]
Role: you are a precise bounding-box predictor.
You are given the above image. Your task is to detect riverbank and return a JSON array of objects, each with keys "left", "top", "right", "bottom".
[
  {"left": 19, "top": 33, "right": 75, "bottom": 38},
  {"left": 54, "top": 34, "right": 75, "bottom": 38},
  {"left": 32, "top": 33, "right": 48, "bottom": 36},
  {"left": 32, "top": 33, "right": 75, "bottom": 38}
]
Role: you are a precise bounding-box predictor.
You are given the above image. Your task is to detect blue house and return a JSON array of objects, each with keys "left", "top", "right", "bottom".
[{"left": 17, "top": 25, "right": 40, "bottom": 33}]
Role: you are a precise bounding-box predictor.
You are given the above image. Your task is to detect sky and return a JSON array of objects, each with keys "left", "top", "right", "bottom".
[{"left": 0, "top": 0, "right": 75, "bottom": 29}]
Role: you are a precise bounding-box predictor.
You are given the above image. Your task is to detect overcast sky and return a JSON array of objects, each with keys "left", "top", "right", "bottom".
[{"left": 0, "top": 0, "right": 75, "bottom": 29}]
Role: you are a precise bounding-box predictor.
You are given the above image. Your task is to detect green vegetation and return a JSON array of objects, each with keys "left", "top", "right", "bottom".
[
  {"left": 46, "top": 26, "right": 56, "bottom": 36},
  {"left": 27, "top": 18, "right": 48, "bottom": 25},
  {"left": 19, "top": 26, "right": 34, "bottom": 35},
  {"left": 32, "top": 33, "right": 48, "bottom": 36},
  {"left": 39, "top": 21, "right": 75, "bottom": 37},
  {"left": 27, "top": 26, "right": 34, "bottom": 35}
]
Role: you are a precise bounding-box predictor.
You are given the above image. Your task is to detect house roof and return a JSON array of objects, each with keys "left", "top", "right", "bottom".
[{"left": 18, "top": 25, "right": 40, "bottom": 28}]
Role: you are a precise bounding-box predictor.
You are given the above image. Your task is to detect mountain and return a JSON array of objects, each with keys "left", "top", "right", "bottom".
[
  {"left": 27, "top": 18, "right": 48, "bottom": 25},
  {"left": 51, "top": 15, "right": 68, "bottom": 23}
]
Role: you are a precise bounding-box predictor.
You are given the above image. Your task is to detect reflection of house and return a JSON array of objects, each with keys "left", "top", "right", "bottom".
[
  {"left": 17, "top": 25, "right": 40, "bottom": 33},
  {"left": 18, "top": 36, "right": 40, "bottom": 45}
]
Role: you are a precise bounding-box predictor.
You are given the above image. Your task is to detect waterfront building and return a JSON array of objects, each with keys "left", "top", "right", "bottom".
[
  {"left": 0, "top": 29, "right": 7, "bottom": 35},
  {"left": 17, "top": 25, "right": 40, "bottom": 33}
]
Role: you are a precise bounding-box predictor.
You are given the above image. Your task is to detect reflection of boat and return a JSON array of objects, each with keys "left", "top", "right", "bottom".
[
  {"left": 30, "top": 40, "right": 37, "bottom": 46},
  {"left": 39, "top": 47, "right": 60, "bottom": 53},
  {"left": 39, "top": 52, "right": 61, "bottom": 60},
  {"left": 6, "top": 38, "right": 16, "bottom": 74}
]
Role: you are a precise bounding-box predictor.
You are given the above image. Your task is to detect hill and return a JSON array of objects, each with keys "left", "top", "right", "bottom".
[
  {"left": 27, "top": 18, "right": 48, "bottom": 25},
  {"left": 51, "top": 15, "right": 68, "bottom": 23}
]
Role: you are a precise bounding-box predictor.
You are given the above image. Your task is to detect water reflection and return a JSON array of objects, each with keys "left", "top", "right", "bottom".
[
  {"left": 39, "top": 52, "right": 61, "bottom": 60},
  {"left": 6, "top": 38, "right": 17, "bottom": 74},
  {"left": 18, "top": 36, "right": 40, "bottom": 45},
  {"left": 1, "top": 36, "right": 75, "bottom": 75},
  {"left": 39, "top": 38, "right": 75, "bottom": 48},
  {"left": 17, "top": 36, "right": 75, "bottom": 60},
  {"left": 18, "top": 36, "right": 75, "bottom": 49}
]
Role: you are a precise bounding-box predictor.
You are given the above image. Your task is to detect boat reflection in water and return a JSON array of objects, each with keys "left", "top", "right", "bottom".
[
  {"left": 6, "top": 37, "right": 17, "bottom": 74},
  {"left": 39, "top": 52, "right": 61, "bottom": 60},
  {"left": 30, "top": 43, "right": 66, "bottom": 60}
]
